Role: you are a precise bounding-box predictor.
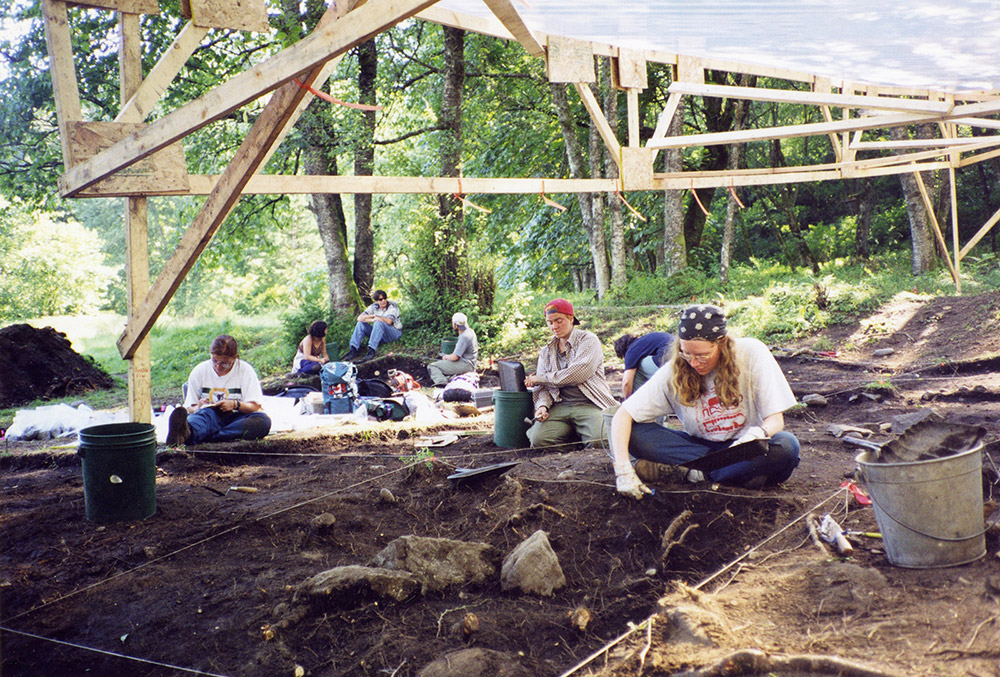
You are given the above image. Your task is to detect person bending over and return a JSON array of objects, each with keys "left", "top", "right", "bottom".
[
  {"left": 292, "top": 320, "right": 330, "bottom": 376},
  {"left": 524, "top": 298, "right": 617, "bottom": 449},
  {"left": 341, "top": 290, "right": 402, "bottom": 363},
  {"left": 166, "top": 335, "right": 271, "bottom": 446},
  {"left": 613, "top": 331, "right": 674, "bottom": 398},
  {"left": 610, "top": 304, "right": 800, "bottom": 499},
  {"left": 428, "top": 312, "right": 478, "bottom": 387}
]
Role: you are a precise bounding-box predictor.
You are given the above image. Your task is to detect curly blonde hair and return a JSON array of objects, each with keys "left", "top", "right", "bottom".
[{"left": 668, "top": 336, "right": 742, "bottom": 408}]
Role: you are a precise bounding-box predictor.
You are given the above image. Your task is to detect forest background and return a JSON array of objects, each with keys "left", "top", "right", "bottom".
[{"left": 2, "top": 0, "right": 1000, "bottom": 407}]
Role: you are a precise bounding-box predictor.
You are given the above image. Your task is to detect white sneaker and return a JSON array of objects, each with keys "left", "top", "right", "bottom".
[{"left": 685, "top": 469, "right": 706, "bottom": 483}]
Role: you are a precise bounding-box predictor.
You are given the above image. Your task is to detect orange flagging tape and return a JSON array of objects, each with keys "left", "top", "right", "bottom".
[
  {"left": 294, "top": 78, "right": 383, "bottom": 112},
  {"left": 540, "top": 181, "right": 567, "bottom": 211},
  {"left": 615, "top": 191, "right": 647, "bottom": 222},
  {"left": 728, "top": 183, "right": 745, "bottom": 209},
  {"left": 453, "top": 193, "right": 492, "bottom": 214},
  {"left": 690, "top": 181, "right": 710, "bottom": 216}
]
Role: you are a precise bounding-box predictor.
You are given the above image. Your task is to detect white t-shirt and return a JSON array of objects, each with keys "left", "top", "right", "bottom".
[
  {"left": 622, "top": 337, "right": 796, "bottom": 442},
  {"left": 183, "top": 359, "right": 265, "bottom": 408}
]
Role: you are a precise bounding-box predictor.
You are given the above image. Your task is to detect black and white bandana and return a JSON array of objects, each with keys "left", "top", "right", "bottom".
[{"left": 677, "top": 305, "right": 727, "bottom": 341}]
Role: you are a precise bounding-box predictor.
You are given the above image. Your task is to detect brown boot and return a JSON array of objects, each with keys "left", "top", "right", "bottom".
[
  {"left": 634, "top": 459, "right": 671, "bottom": 483},
  {"left": 165, "top": 407, "right": 191, "bottom": 446}
]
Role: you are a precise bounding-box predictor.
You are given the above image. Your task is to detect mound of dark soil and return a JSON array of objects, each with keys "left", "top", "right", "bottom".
[{"left": 0, "top": 324, "right": 116, "bottom": 409}]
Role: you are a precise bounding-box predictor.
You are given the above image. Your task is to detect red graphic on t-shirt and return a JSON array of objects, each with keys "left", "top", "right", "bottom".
[{"left": 697, "top": 391, "right": 746, "bottom": 437}]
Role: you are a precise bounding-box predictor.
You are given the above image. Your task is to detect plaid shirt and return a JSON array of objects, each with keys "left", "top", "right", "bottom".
[{"left": 532, "top": 327, "right": 617, "bottom": 411}]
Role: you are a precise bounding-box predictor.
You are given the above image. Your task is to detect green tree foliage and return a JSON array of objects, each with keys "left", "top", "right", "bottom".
[{"left": 0, "top": 198, "right": 116, "bottom": 318}]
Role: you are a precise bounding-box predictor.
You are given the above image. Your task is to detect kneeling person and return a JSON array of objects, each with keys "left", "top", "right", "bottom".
[
  {"left": 166, "top": 335, "right": 271, "bottom": 446},
  {"left": 524, "top": 299, "right": 617, "bottom": 448}
]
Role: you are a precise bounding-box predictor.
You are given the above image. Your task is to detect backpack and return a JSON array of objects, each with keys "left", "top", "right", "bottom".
[
  {"left": 357, "top": 378, "right": 393, "bottom": 398},
  {"left": 320, "top": 361, "right": 359, "bottom": 414},
  {"left": 442, "top": 372, "right": 479, "bottom": 402},
  {"left": 363, "top": 397, "right": 409, "bottom": 422},
  {"left": 387, "top": 369, "right": 421, "bottom": 394}
]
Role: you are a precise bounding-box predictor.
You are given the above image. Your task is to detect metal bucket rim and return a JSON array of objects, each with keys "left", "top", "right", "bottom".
[{"left": 854, "top": 441, "right": 984, "bottom": 469}]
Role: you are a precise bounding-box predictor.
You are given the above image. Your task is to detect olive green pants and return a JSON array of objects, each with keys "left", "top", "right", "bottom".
[{"left": 526, "top": 401, "right": 607, "bottom": 449}]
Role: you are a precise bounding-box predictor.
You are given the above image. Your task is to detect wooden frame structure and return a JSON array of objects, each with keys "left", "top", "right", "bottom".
[{"left": 41, "top": 0, "right": 1000, "bottom": 421}]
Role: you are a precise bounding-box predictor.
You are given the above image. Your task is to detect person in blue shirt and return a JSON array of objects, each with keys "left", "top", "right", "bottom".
[{"left": 613, "top": 331, "right": 675, "bottom": 398}]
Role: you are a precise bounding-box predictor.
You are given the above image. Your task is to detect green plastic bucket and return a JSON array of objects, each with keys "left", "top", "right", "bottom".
[
  {"left": 855, "top": 444, "right": 986, "bottom": 568},
  {"left": 441, "top": 336, "right": 458, "bottom": 355},
  {"left": 492, "top": 390, "right": 533, "bottom": 448},
  {"left": 78, "top": 422, "right": 157, "bottom": 524}
]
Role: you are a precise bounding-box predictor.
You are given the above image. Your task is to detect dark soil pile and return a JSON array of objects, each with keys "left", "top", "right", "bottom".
[{"left": 0, "top": 324, "right": 116, "bottom": 409}]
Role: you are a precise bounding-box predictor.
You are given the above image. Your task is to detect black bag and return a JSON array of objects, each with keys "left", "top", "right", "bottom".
[
  {"left": 497, "top": 360, "right": 526, "bottom": 392},
  {"left": 275, "top": 385, "right": 319, "bottom": 402},
  {"left": 357, "top": 378, "right": 393, "bottom": 398},
  {"left": 363, "top": 398, "right": 408, "bottom": 422}
]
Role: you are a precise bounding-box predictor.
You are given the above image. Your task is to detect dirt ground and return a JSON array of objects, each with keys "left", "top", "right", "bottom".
[{"left": 3, "top": 292, "right": 1000, "bottom": 676}]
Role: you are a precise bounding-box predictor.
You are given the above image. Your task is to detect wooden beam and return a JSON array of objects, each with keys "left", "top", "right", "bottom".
[
  {"left": 668, "top": 81, "right": 955, "bottom": 114},
  {"left": 185, "top": 174, "right": 620, "bottom": 195},
  {"left": 649, "top": 90, "right": 683, "bottom": 164},
  {"left": 480, "top": 0, "right": 544, "bottom": 57},
  {"left": 646, "top": 99, "right": 1000, "bottom": 150},
  {"left": 119, "top": 9, "right": 152, "bottom": 424},
  {"left": 913, "top": 170, "right": 959, "bottom": 283},
  {"left": 958, "top": 203, "right": 1000, "bottom": 260},
  {"left": 626, "top": 89, "right": 640, "bottom": 147},
  {"left": 952, "top": 117, "right": 1000, "bottom": 131},
  {"left": 573, "top": 82, "right": 620, "bottom": 159},
  {"left": 41, "top": 0, "right": 82, "bottom": 165},
  {"left": 850, "top": 137, "right": 999, "bottom": 150},
  {"left": 117, "top": 21, "right": 209, "bottom": 123},
  {"left": 958, "top": 146, "right": 1000, "bottom": 167},
  {"left": 68, "top": 0, "right": 158, "bottom": 12},
  {"left": 60, "top": 0, "right": 438, "bottom": 197}
]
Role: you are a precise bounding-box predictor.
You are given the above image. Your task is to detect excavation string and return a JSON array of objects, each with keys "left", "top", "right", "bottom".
[{"left": 0, "top": 627, "right": 229, "bottom": 677}]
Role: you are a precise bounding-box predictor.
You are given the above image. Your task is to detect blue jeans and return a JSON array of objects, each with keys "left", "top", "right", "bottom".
[
  {"left": 297, "top": 361, "right": 322, "bottom": 375},
  {"left": 350, "top": 321, "right": 402, "bottom": 352},
  {"left": 187, "top": 407, "right": 272, "bottom": 444},
  {"left": 628, "top": 423, "right": 800, "bottom": 486}
]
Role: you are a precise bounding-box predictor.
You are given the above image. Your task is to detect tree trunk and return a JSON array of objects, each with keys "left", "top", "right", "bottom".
[
  {"left": 304, "top": 151, "right": 359, "bottom": 312},
  {"left": 855, "top": 179, "right": 873, "bottom": 260},
  {"left": 661, "top": 96, "right": 686, "bottom": 274},
  {"left": 353, "top": 38, "right": 377, "bottom": 303},
  {"left": 550, "top": 81, "right": 610, "bottom": 298},
  {"left": 601, "top": 59, "right": 627, "bottom": 288},
  {"left": 436, "top": 26, "right": 467, "bottom": 295},
  {"left": 890, "top": 125, "right": 938, "bottom": 274},
  {"left": 769, "top": 139, "right": 821, "bottom": 273}
]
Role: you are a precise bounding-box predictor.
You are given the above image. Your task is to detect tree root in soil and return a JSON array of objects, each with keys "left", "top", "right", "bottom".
[
  {"left": 661, "top": 509, "right": 697, "bottom": 563},
  {"left": 675, "top": 648, "right": 903, "bottom": 677}
]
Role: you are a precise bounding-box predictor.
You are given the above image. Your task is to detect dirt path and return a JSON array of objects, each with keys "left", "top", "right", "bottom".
[{"left": 3, "top": 293, "right": 1000, "bottom": 676}]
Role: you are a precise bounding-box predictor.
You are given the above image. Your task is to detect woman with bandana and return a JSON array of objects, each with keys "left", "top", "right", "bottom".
[{"left": 609, "top": 304, "right": 800, "bottom": 499}]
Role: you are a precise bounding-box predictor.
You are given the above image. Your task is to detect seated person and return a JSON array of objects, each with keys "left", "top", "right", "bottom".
[
  {"left": 610, "top": 304, "right": 800, "bottom": 499},
  {"left": 428, "top": 312, "right": 478, "bottom": 387},
  {"left": 293, "top": 320, "right": 330, "bottom": 376},
  {"left": 524, "top": 298, "right": 617, "bottom": 449},
  {"left": 341, "top": 290, "right": 402, "bottom": 363},
  {"left": 613, "top": 331, "right": 675, "bottom": 398},
  {"left": 166, "top": 335, "right": 271, "bottom": 446}
]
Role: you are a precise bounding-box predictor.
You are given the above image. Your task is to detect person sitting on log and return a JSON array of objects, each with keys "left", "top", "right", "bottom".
[
  {"left": 292, "top": 320, "right": 330, "bottom": 376},
  {"left": 428, "top": 312, "right": 478, "bottom": 387}
]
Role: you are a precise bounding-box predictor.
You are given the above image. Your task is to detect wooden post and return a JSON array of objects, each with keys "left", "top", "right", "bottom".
[{"left": 120, "top": 10, "right": 153, "bottom": 423}]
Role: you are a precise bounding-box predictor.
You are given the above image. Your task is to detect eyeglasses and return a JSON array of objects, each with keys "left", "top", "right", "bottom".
[
  {"left": 211, "top": 358, "right": 235, "bottom": 369},
  {"left": 679, "top": 346, "right": 717, "bottom": 364}
]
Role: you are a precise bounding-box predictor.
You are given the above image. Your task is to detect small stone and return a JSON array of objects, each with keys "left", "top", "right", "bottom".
[
  {"left": 379, "top": 488, "right": 397, "bottom": 503},
  {"left": 645, "top": 568, "right": 657, "bottom": 577},
  {"left": 568, "top": 606, "right": 592, "bottom": 631},
  {"left": 310, "top": 513, "right": 336, "bottom": 528},
  {"left": 872, "top": 348, "right": 895, "bottom": 357},
  {"left": 801, "top": 393, "right": 828, "bottom": 407},
  {"left": 556, "top": 470, "right": 576, "bottom": 481}
]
